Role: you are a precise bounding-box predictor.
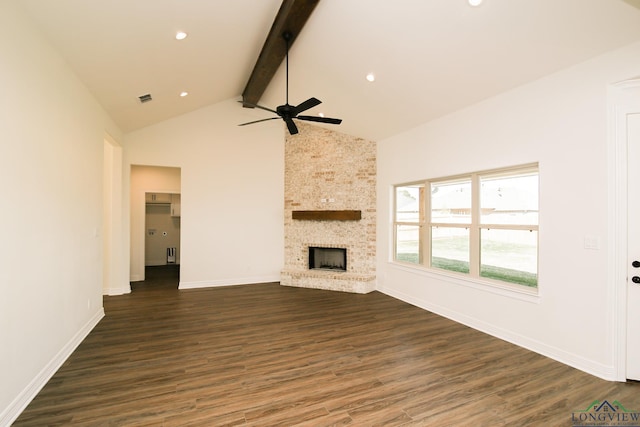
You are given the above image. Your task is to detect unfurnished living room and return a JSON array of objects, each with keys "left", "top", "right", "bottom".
[{"left": 3, "top": 0, "right": 640, "bottom": 425}]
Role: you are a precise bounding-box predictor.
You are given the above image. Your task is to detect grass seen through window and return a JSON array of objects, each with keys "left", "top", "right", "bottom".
[{"left": 395, "top": 252, "right": 537, "bottom": 288}]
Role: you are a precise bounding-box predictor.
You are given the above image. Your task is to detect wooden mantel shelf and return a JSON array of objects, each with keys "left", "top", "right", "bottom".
[{"left": 292, "top": 210, "right": 361, "bottom": 221}]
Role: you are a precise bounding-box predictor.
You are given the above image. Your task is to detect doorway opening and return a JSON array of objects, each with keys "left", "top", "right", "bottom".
[{"left": 130, "top": 165, "right": 181, "bottom": 284}]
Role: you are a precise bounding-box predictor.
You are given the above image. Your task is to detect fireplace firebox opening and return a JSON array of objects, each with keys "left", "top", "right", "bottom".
[{"left": 309, "top": 247, "right": 347, "bottom": 272}]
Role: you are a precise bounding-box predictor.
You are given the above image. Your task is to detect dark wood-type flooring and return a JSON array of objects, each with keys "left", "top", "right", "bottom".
[{"left": 14, "top": 265, "right": 640, "bottom": 426}]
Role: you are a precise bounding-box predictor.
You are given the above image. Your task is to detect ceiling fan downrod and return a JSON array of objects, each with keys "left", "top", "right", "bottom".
[{"left": 283, "top": 31, "right": 292, "bottom": 106}]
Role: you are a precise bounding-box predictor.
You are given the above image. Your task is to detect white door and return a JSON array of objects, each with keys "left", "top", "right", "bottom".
[{"left": 627, "top": 111, "right": 640, "bottom": 381}]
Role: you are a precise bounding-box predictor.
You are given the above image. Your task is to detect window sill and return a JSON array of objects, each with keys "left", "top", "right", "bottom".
[{"left": 388, "top": 260, "right": 540, "bottom": 304}]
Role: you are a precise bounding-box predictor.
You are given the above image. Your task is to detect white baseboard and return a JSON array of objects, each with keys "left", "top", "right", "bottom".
[
  {"left": 0, "top": 309, "right": 105, "bottom": 427},
  {"left": 379, "top": 286, "right": 617, "bottom": 381},
  {"left": 104, "top": 286, "right": 131, "bottom": 296},
  {"left": 179, "top": 275, "right": 281, "bottom": 290}
]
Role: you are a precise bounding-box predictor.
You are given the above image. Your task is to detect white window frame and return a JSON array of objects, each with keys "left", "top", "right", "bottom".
[{"left": 393, "top": 163, "right": 539, "bottom": 292}]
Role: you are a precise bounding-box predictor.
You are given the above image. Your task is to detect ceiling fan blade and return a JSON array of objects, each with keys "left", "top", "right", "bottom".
[
  {"left": 238, "top": 100, "right": 278, "bottom": 115},
  {"left": 292, "top": 97, "right": 321, "bottom": 115},
  {"left": 297, "top": 115, "right": 342, "bottom": 125},
  {"left": 238, "top": 117, "right": 280, "bottom": 126},
  {"left": 284, "top": 117, "right": 299, "bottom": 135}
]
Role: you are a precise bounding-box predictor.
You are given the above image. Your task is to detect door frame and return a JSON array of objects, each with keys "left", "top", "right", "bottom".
[
  {"left": 103, "top": 134, "right": 129, "bottom": 295},
  {"left": 129, "top": 165, "right": 182, "bottom": 283},
  {"left": 610, "top": 76, "right": 640, "bottom": 381}
]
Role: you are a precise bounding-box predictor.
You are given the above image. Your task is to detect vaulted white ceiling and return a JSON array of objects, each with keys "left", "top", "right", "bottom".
[{"left": 19, "top": 0, "right": 640, "bottom": 141}]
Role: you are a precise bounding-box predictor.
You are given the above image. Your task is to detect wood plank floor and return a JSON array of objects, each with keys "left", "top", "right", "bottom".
[{"left": 14, "top": 265, "right": 640, "bottom": 426}]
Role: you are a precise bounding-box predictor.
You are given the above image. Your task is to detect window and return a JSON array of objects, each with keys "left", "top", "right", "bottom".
[
  {"left": 394, "top": 184, "right": 424, "bottom": 264},
  {"left": 394, "top": 164, "right": 539, "bottom": 289}
]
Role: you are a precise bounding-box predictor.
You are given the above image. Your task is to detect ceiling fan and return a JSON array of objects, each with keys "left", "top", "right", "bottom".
[{"left": 238, "top": 31, "right": 342, "bottom": 135}]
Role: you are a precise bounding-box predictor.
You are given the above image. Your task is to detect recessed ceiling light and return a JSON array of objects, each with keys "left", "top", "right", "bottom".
[
  {"left": 180, "top": 91, "right": 189, "bottom": 97},
  {"left": 366, "top": 73, "right": 375, "bottom": 82},
  {"left": 175, "top": 31, "right": 188, "bottom": 40},
  {"left": 318, "top": 112, "right": 325, "bottom": 118},
  {"left": 468, "top": 0, "right": 482, "bottom": 6}
]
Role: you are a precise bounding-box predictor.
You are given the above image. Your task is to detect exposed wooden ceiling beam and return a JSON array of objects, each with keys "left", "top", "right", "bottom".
[
  {"left": 623, "top": 0, "right": 640, "bottom": 10},
  {"left": 241, "top": 0, "right": 320, "bottom": 107}
]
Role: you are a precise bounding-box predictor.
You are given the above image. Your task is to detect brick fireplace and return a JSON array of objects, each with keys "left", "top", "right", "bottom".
[{"left": 280, "top": 122, "right": 376, "bottom": 293}]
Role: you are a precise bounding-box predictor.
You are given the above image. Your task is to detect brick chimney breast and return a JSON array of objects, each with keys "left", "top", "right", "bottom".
[{"left": 280, "top": 122, "right": 376, "bottom": 293}]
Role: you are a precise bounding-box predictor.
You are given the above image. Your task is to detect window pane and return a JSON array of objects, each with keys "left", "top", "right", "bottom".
[
  {"left": 431, "top": 180, "right": 472, "bottom": 224},
  {"left": 480, "top": 229, "right": 538, "bottom": 287},
  {"left": 431, "top": 226, "right": 469, "bottom": 273},
  {"left": 480, "top": 173, "right": 538, "bottom": 225},
  {"left": 396, "top": 185, "right": 423, "bottom": 223},
  {"left": 395, "top": 224, "right": 420, "bottom": 264}
]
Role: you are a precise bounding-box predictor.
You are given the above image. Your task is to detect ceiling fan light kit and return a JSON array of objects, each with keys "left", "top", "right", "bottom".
[{"left": 239, "top": 31, "right": 342, "bottom": 135}]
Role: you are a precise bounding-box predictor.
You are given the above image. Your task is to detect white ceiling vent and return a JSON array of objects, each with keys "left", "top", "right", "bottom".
[{"left": 138, "top": 93, "right": 152, "bottom": 104}]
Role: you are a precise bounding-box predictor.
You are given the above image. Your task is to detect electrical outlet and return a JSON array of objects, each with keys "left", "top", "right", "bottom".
[{"left": 584, "top": 235, "right": 600, "bottom": 250}]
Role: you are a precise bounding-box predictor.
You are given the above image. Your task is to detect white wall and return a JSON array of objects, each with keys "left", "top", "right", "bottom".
[
  {"left": 123, "top": 98, "right": 285, "bottom": 289},
  {"left": 0, "top": 1, "right": 121, "bottom": 424},
  {"left": 377, "top": 41, "right": 640, "bottom": 380}
]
